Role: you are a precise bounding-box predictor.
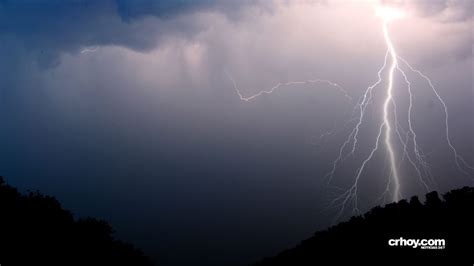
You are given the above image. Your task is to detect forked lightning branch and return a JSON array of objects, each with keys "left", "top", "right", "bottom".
[{"left": 227, "top": 4, "right": 473, "bottom": 218}]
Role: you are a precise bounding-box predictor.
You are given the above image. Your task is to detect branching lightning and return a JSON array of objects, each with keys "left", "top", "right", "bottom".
[
  {"left": 227, "top": 4, "right": 473, "bottom": 220},
  {"left": 328, "top": 7, "right": 472, "bottom": 219},
  {"left": 225, "top": 71, "right": 352, "bottom": 102}
]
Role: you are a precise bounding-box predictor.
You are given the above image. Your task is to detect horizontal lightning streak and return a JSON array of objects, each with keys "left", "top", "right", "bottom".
[{"left": 225, "top": 71, "right": 352, "bottom": 102}]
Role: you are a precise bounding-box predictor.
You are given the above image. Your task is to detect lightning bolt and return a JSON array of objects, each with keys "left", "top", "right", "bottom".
[
  {"left": 225, "top": 70, "right": 352, "bottom": 102},
  {"left": 397, "top": 56, "right": 474, "bottom": 176},
  {"left": 227, "top": 5, "right": 473, "bottom": 221},
  {"left": 381, "top": 17, "right": 401, "bottom": 202},
  {"left": 328, "top": 12, "right": 472, "bottom": 220}
]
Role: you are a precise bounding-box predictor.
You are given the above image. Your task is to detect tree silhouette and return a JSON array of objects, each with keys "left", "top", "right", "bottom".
[
  {"left": 0, "top": 177, "right": 154, "bottom": 266},
  {"left": 255, "top": 186, "right": 474, "bottom": 266}
]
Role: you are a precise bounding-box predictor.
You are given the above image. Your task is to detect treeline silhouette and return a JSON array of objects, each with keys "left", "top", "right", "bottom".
[
  {"left": 255, "top": 187, "right": 474, "bottom": 266},
  {"left": 0, "top": 177, "right": 153, "bottom": 266}
]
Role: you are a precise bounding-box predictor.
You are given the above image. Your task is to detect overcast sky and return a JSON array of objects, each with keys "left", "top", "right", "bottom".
[{"left": 0, "top": 1, "right": 472, "bottom": 265}]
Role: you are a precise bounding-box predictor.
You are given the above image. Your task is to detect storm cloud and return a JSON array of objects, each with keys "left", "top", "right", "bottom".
[
  {"left": 0, "top": 0, "right": 267, "bottom": 67},
  {"left": 1, "top": 0, "right": 471, "bottom": 68},
  {"left": 0, "top": 1, "right": 472, "bottom": 266}
]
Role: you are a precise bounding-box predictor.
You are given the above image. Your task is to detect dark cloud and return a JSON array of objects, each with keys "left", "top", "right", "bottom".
[
  {"left": 0, "top": 0, "right": 264, "bottom": 67},
  {"left": 115, "top": 0, "right": 258, "bottom": 21}
]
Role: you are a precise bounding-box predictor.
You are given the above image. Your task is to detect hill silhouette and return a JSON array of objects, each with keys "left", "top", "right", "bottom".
[
  {"left": 0, "top": 176, "right": 153, "bottom": 266},
  {"left": 255, "top": 187, "right": 474, "bottom": 266}
]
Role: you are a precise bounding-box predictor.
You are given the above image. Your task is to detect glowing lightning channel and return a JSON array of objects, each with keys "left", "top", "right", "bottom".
[
  {"left": 228, "top": 4, "right": 473, "bottom": 221},
  {"left": 381, "top": 17, "right": 401, "bottom": 202}
]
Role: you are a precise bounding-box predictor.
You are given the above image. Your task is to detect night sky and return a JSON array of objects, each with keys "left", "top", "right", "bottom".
[{"left": 0, "top": 1, "right": 473, "bottom": 265}]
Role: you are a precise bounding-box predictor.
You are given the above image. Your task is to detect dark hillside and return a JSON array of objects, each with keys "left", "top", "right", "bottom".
[
  {"left": 255, "top": 187, "right": 474, "bottom": 266},
  {"left": 0, "top": 177, "right": 154, "bottom": 266}
]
